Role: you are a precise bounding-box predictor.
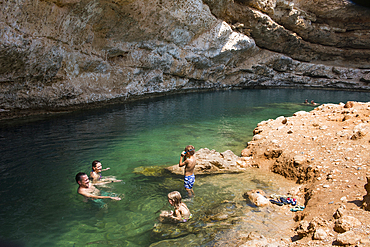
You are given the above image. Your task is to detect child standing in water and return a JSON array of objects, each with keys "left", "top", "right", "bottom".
[
  {"left": 160, "top": 191, "right": 192, "bottom": 222},
  {"left": 179, "top": 145, "right": 197, "bottom": 197}
]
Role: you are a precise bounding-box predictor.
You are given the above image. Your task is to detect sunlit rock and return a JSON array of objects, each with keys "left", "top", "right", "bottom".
[{"left": 166, "top": 148, "right": 245, "bottom": 175}]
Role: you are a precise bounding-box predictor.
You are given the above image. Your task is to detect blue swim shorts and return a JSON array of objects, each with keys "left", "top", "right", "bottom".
[{"left": 184, "top": 174, "right": 195, "bottom": 189}]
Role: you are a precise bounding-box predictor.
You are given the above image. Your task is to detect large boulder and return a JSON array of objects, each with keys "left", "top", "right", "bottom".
[{"left": 166, "top": 148, "right": 245, "bottom": 175}]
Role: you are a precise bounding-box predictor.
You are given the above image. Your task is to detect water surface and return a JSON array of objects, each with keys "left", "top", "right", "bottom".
[{"left": 0, "top": 89, "right": 369, "bottom": 246}]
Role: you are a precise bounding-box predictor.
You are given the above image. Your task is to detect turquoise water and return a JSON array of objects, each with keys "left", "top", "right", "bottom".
[{"left": 0, "top": 89, "right": 369, "bottom": 246}]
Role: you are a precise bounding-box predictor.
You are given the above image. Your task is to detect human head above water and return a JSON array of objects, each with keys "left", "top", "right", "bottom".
[
  {"left": 75, "top": 172, "right": 87, "bottom": 184},
  {"left": 92, "top": 160, "right": 101, "bottom": 169},
  {"left": 184, "top": 145, "right": 195, "bottom": 156},
  {"left": 168, "top": 191, "right": 182, "bottom": 207}
]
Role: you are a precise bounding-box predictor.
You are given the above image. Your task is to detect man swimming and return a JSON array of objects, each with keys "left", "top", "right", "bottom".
[{"left": 75, "top": 172, "right": 121, "bottom": 201}]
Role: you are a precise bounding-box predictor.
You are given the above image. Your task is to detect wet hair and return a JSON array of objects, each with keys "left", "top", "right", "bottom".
[
  {"left": 92, "top": 160, "right": 101, "bottom": 168},
  {"left": 168, "top": 191, "right": 182, "bottom": 208},
  {"left": 75, "top": 172, "right": 87, "bottom": 183},
  {"left": 185, "top": 145, "right": 195, "bottom": 155}
]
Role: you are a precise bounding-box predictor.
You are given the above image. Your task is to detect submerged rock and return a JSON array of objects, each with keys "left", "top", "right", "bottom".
[
  {"left": 133, "top": 166, "right": 170, "bottom": 177},
  {"left": 150, "top": 234, "right": 202, "bottom": 247}
]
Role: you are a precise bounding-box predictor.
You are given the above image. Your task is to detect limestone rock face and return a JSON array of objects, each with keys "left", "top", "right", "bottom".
[{"left": 1, "top": 0, "right": 370, "bottom": 111}]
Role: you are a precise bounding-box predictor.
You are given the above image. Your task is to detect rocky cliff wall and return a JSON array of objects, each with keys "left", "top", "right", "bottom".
[{"left": 1, "top": 0, "right": 370, "bottom": 111}]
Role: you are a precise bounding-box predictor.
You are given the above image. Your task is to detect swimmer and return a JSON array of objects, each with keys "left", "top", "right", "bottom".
[
  {"left": 75, "top": 172, "right": 121, "bottom": 201},
  {"left": 159, "top": 191, "right": 192, "bottom": 222},
  {"left": 310, "top": 100, "right": 318, "bottom": 106},
  {"left": 90, "top": 160, "right": 122, "bottom": 184},
  {"left": 179, "top": 145, "right": 197, "bottom": 197},
  {"left": 304, "top": 99, "right": 308, "bottom": 104}
]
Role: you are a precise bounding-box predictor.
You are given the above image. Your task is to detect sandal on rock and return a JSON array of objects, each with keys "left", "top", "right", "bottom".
[
  {"left": 290, "top": 205, "right": 305, "bottom": 212},
  {"left": 270, "top": 199, "right": 284, "bottom": 206},
  {"left": 287, "top": 197, "right": 297, "bottom": 206},
  {"left": 280, "top": 197, "right": 289, "bottom": 205}
]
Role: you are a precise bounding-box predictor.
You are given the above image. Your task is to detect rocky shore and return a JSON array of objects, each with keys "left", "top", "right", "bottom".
[
  {"left": 166, "top": 101, "right": 370, "bottom": 246},
  {"left": 241, "top": 101, "right": 370, "bottom": 246}
]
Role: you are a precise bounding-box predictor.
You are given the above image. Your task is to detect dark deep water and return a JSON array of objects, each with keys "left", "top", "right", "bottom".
[{"left": 0, "top": 89, "right": 369, "bottom": 246}]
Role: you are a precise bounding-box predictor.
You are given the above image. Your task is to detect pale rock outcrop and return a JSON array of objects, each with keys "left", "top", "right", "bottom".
[
  {"left": 313, "top": 228, "right": 328, "bottom": 241},
  {"left": 350, "top": 123, "right": 369, "bottom": 140},
  {"left": 333, "top": 205, "right": 346, "bottom": 219},
  {"left": 166, "top": 148, "right": 246, "bottom": 175},
  {"left": 334, "top": 215, "right": 362, "bottom": 233},
  {"left": 244, "top": 189, "right": 270, "bottom": 207},
  {"left": 336, "top": 230, "right": 361, "bottom": 246}
]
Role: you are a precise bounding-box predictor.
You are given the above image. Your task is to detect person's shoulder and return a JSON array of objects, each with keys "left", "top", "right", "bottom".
[{"left": 77, "top": 186, "right": 83, "bottom": 194}]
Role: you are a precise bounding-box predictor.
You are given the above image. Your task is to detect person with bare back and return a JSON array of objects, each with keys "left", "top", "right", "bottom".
[
  {"left": 159, "top": 191, "right": 192, "bottom": 223},
  {"left": 179, "top": 145, "right": 196, "bottom": 197}
]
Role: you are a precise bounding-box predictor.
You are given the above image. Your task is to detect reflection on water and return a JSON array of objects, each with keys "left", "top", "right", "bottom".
[{"left": 0, "top": 89, "right": 369, "bottom": 246}]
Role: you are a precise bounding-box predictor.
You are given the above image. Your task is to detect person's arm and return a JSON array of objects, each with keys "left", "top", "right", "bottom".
[
  {"left": 111, "top": 179, "right": 122, "bottom": 183},
  {"left": 92, "top": 179, "right": 122, "bottom": 185},
  {"left": 179, "top": 152, "right": 188, "bottom": 167},
  {"left": 102, "top": 167, "right": 110, "bottom": 171},
  {"left": 170, "top": 209, "right": 182, "bottom": 221},
  {"left": 78, "top": 190, "right": 121, "bottom": 200}
]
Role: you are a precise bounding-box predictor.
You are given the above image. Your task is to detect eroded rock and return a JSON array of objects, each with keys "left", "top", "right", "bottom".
[
  {"left": 166, "top": 148, "right": 245, "bottom": 175},
  {"left": 333, "top": 205, "right": 346, "bottom": 219},
  {"left": 334, "top": 215, "right": 362, "bottom": 233},
  {"left": 336, "top": 230, "right": 361, "bottom": 246},
  {"left": 313, "top": 228, "right": 328, "bottom": 240},
  {"left": 361, "top": 176, "right": 370, "bottom": 211}
]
